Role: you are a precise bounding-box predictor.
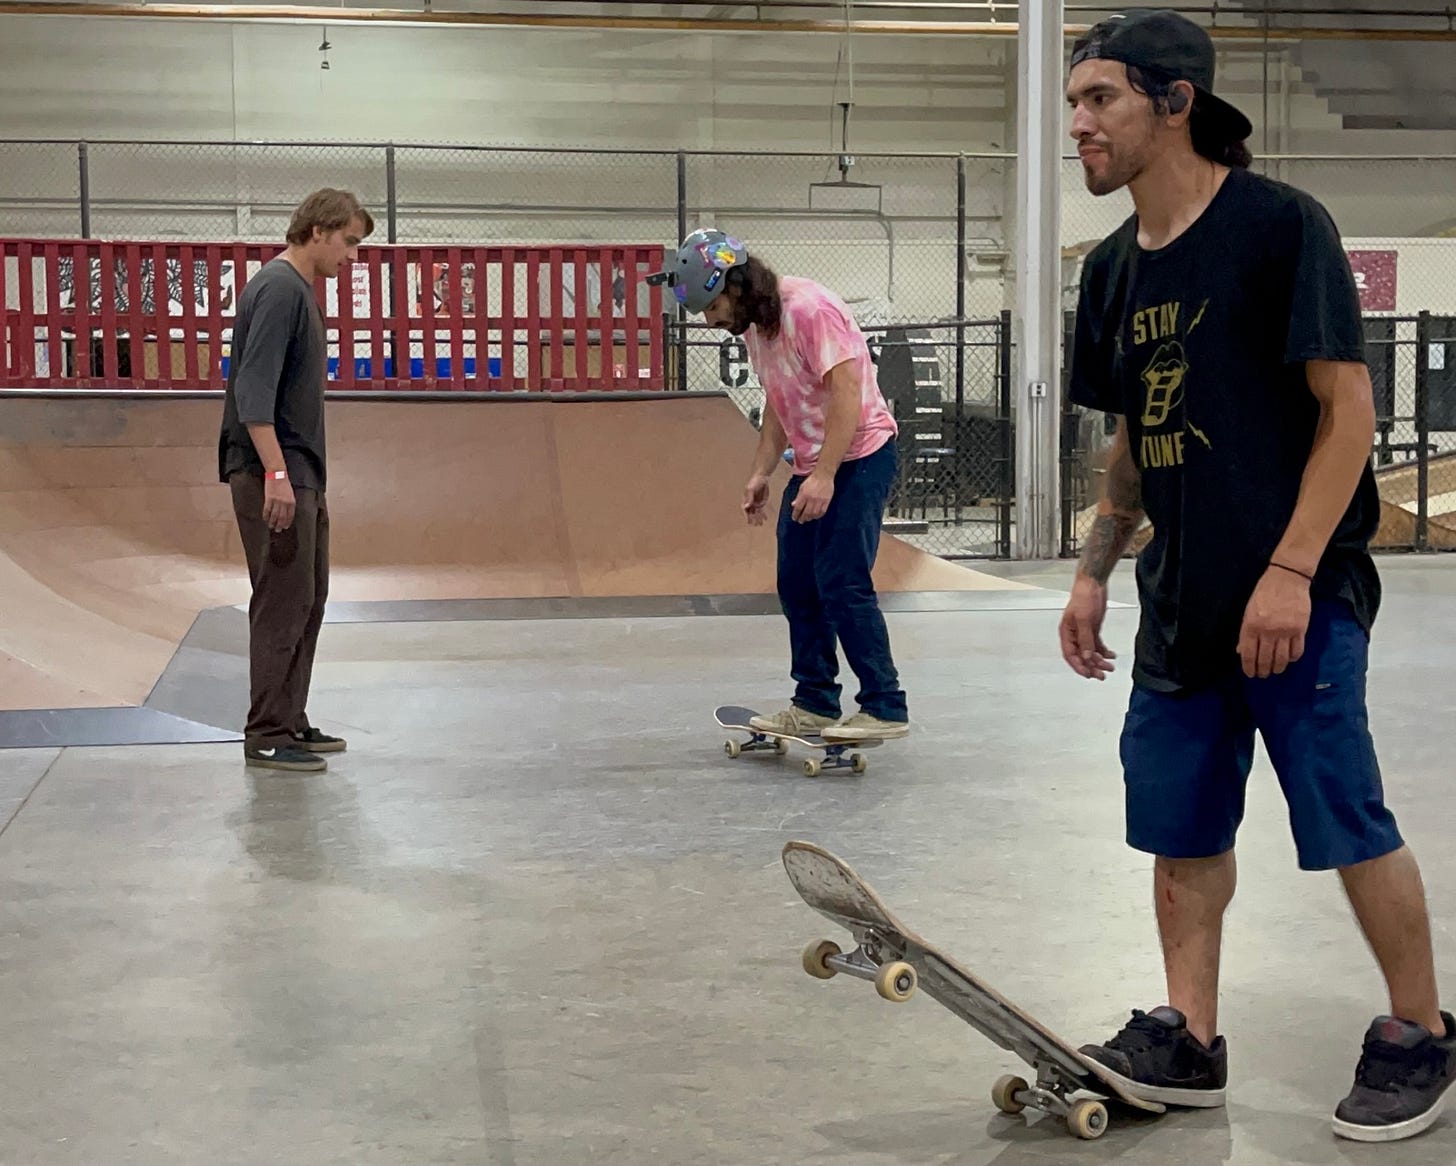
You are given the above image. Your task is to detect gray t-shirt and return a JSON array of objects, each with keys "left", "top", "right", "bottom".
[{"left": 218, "top": 256, "right": 328, "bottom": 491}]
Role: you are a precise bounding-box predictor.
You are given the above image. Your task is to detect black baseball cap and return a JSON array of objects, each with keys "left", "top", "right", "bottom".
[{"left": 1070, "top": 8, "right": 1253, "bottom": 143}]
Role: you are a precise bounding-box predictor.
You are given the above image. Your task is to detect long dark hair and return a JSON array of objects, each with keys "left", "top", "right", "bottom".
[
  {"left": 724, "top": 255, "right": 782, "bottom": 339},
  {"left": 1127, "top": 66, "right": 1253, "bottom": 171}
]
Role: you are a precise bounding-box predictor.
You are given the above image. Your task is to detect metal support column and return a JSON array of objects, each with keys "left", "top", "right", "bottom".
[
  {"left": 385, "top": 144, "right": 398, "bottom": 243},
  {"left": 955, "top": 155, "right": 967, "bottom": 414},
  {"left": 1013, "top": 0, "right": 1063, "bottom": 559},
  {"left": 385, "top": 145, "right": 399, "bottom": 378},
  {"left": 1416, "top": 311, "right": 1431, "bottom": 551},
  {"left": 676, "top": 151, "right": 688, "bottom": 392},
  {"left": 78, "top": 142, "right": 91, "bottom": 238}
]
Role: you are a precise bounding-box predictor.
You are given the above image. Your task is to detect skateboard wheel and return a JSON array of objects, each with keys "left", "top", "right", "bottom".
[
  {"left": 803, "top": 758, "right": 822, "bottom": 777},
  {"left": 801, "top": 938, "right": 841, "bottom": 979},
  {"left": 1067, "top": 1099, "right": 1108, "bottom": 1140},
  {"left": 874, "top": 960, "right": 917, "bottom": 1002},
  {"left": 774, "top": 738, "right": 788, "bottom": 756},
  {"left": 991, "top": 1074, "right": 1028, "bottom": 1115},
  {"left": 725, "top": 740, "right": 741, "bottom": 759},
  {"left": 851, "top": 753, "right": 866, "bottom": 774}
]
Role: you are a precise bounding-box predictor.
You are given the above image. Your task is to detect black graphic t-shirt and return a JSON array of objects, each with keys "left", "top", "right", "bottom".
[{"left": 1069, "top": 167, "right": 1381, "bottom": 693}]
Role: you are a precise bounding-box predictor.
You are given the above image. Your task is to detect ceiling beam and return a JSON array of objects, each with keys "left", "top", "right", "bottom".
[{"left": 2, "top": 0, "right": 1456, "bottom": 39}]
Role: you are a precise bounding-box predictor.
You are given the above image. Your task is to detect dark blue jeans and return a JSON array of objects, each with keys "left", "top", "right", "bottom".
[{"left": 777, "top": 440, "right": 907, "bottom": 723}]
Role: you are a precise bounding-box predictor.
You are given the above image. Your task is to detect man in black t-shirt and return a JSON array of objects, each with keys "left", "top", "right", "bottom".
[
  {"left": 1059, "top": 10, "right": 1453, "bottom": 1143},
  {"left": 219, "top": 188, "right": 373, "bottom": 773}
]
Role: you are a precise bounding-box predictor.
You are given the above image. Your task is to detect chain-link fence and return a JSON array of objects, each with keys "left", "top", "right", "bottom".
[
  {"left": 5, "top": 139, "right": 1456, "bottom": 559},
  {"left": 695, "top": 316, "right": 1014, "bottom": 558},
  {"left": 0, "top": 139, "right": 1016, "bottom": 557},
  {"left": 672, "top": 151, "right": 1015, "bottom": 556},
  {"left": 1059, "top": 152, "right": 1456, "bottom": 558},
  {"left": 1363, "top": 314, "right": 1456, "bottom": 550},
  {"left": 0, "top": 141, "right": 82, "bottom": 239}
]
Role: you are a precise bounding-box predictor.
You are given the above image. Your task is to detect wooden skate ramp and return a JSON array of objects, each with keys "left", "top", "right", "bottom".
[
  {"left": 0, "top": 390, "right": 1024, "bottom": 711},
  {"left": 1372, "top": 453, "right": 1456, "bottom": 549}
]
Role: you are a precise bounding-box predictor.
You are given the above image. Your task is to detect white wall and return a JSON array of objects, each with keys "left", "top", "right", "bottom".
[
  {"left": 1347, "top": 238, "right": 1456, "bottom": 316},
  {"left": 2, "top": 14, "right": 1453, "bottom": 335},
  {"left": 0, "top": 15, "right": 1019, "bottom": 325},
  {"left": 0, "top": 16, "right": 1012, "bottom": 150}
]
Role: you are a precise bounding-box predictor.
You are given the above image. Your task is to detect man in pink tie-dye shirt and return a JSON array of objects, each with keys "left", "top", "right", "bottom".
[{"left": 649, "top": 229, "right": 908, "bottom": 742}]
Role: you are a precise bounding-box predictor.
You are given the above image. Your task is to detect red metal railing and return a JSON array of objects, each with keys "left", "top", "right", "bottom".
[{"left": 0, "top": 239, "right": 667, "bottom": 391}]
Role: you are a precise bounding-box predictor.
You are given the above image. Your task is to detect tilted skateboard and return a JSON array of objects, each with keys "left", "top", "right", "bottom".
[
  {"left": 714, "top": 705, "right": 883, "bottom": 777},
  {"left": 781, "top": 840, "right": 1165, "bottom": 1140}
]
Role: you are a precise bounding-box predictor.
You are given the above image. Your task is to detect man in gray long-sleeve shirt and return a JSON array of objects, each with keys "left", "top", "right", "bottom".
[{"left": 219, "top": 188, "right": 374, "bottom": 772}]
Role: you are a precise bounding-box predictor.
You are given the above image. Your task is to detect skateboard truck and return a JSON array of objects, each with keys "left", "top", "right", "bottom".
[
  {"left": 715, "top": 706, "right": 878, "bottom": 777},
  {"left": 725, "top": 729, "right": 867, "bottom": 777},
  {"left": 804, "top": 933, "right": 1110, "bottom": 1137},
  {"left": 723, "top": 730, "right": 789, "bottom": 759},
  {"left": 802, "top": 931, "right": 919, "bottom": 1003},
  {"left": 992, "top": 1064, "right": 1111, "bottom": 1140},
  {"left": 784, "top": 840, "right": 1162, "bottom": 1141}
]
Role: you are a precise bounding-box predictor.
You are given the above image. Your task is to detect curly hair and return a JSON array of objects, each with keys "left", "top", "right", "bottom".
[{"left": 724, "top": 255, "right": 782, "bottom": 339}]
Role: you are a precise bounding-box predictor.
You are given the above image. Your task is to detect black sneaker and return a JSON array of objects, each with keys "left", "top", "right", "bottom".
[
  {"left": 245, "top": 745, "right": 327, "bottom": 772},
  {"left": 292, "top": 727, "right": 347, "bottom": 753},
  {"left": 1077, "top": 1006, "right": 1228, "bottom": 1107},
  {"left": 1332, "top": 1012, "right": 1456, "bottom": 1142}
]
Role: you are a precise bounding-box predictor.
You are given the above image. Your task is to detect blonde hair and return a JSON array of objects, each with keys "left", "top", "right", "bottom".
[{"left": 285, "top": 188, "right": 375, "bottom": 245}]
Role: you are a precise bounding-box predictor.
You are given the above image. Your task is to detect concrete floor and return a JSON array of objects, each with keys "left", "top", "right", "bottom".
[{"left": 3, "top": 557, "right": 1456, "bottom": 1163}]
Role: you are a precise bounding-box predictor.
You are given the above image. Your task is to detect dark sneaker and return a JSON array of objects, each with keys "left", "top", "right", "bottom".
[
  {"left": 1077, "top": 1006, "right": 1228, "bottom": 1107},
  {"left": 1332, "top": 1012, "right": 1456, "bottom": 1142},
  {"left": 292, "top": 727, "right": 347, "bottom": 753},
  {"left": 245, "top": 745, "right": 327, "bottom": 772}
]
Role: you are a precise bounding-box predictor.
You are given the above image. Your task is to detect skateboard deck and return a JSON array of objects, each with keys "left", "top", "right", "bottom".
[
  {"left": 714, "top": 705, "right": 882, "bottom": 777},
  {"left": 782, "top": 840, "right": 1164, "bottom": 1140}
]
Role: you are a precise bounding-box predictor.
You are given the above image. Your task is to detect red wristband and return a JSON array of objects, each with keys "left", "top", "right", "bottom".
[{"left": 264, "top": 469, "right": 287, "bottom": 481}]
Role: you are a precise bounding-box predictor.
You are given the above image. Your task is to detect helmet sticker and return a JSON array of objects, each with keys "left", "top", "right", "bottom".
[{"left": 695, "top": 239, "right": 742, "bottom": 270}]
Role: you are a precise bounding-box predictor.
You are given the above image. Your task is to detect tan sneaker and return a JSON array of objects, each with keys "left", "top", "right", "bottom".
[
  {"left": 749, "top": 705, "right": 839, "bottom": 737},
  {"left": 822, "top": 712, "right": 909, "bottom": 742}
]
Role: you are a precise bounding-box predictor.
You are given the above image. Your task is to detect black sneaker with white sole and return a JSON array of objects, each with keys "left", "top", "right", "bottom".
[
  {"left": 245, "top": 745, "right": 326, "bottom": 772},
  {"left": 1077, "top": 1006, "right": 1228, "bottom": 1107},
  {"left": 292, "top": 727, "right": 347, "bottom": 753},
  {"left": 1333, "top": 1012, "right": 1456, "bottom": 1142}
]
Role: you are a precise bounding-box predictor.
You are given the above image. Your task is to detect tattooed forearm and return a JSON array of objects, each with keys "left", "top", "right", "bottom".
[
  {"left": 1078, "top": 421, "right": 1144, "bottom": 586},
  {"left": 1106, "top": 438, "right": 1142, "bottom": 513},
  {"left": 1079, "top": 512, "right": 1142, "bottom": 584}
]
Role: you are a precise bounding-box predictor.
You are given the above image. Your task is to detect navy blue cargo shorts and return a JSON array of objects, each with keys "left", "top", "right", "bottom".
[{"left": 1120, "top": 599, "right": 1404, "bottom": 871}]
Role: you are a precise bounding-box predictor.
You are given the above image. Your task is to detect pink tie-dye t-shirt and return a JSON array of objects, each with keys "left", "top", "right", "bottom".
[{"left": 744, "top": 276, "right": 898, "bottom": 477}]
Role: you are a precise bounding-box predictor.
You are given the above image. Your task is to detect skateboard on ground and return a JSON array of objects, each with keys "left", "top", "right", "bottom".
[
  {"left": 781, "top": 840, "right": 1165, "bottom": 1140},
  {"left": 714, "top": 705, "right": 883, "bottom": 777}
]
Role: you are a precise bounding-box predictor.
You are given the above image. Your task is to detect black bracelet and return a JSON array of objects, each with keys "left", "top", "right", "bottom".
[{"left": 1270, "top": 560, "right": 1314, "bottom": 582}]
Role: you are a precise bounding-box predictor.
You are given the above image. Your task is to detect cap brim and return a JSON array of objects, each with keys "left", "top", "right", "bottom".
[{"left": 1199, "top": 89, "right": 1253, "bottom": 144}]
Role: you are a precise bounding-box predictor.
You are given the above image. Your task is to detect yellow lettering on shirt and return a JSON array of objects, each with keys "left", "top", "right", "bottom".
[
  {"left": 1131, "top": 301, "right": 1181, "bottom": 347},
  {"left": 1140, "top": 430, "right": 1187, "bottom": 470}
]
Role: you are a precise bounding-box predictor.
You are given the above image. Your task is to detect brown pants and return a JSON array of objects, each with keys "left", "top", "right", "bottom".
[{"left": 229, "top": 473, "right": 330, "bottom": 750}]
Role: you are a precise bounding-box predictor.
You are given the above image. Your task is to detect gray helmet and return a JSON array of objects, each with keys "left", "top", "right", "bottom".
[{"left": 645, "top": 229, "right": 749, "bottom": 313}]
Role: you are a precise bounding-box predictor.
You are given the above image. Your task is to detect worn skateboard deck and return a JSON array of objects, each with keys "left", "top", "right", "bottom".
[
  {"left": 714, "top": 705, "right": 882, "bottom": 777},
  {"left": 782, "top": 840, "right": 1165, "bottom": 1140}
]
